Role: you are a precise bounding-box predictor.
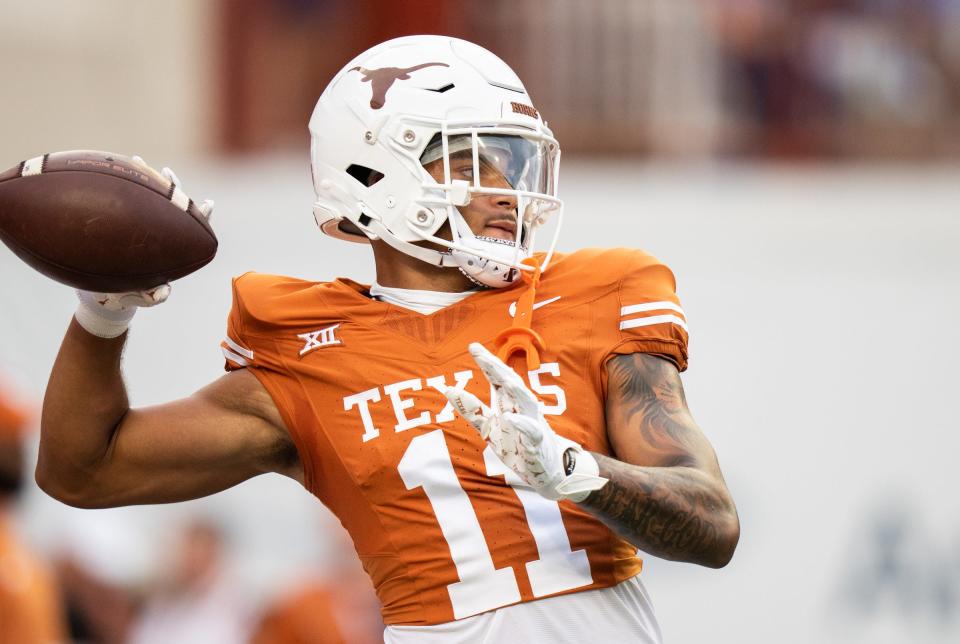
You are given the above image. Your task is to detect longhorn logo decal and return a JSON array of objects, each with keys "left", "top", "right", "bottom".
[{"left": 350, "top": 62, "right": 450, "bottom": 109}]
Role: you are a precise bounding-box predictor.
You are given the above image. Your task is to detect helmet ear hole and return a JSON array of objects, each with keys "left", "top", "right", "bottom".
[
  {"left": 338, "top": 220, "right": 365, "bottom": 236},
  {"left": 346, "top": 164, "right": 385, "bottom": 187}
]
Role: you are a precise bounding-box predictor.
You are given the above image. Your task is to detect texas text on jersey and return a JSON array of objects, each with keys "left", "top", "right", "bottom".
[{"left": 220, "top": 247, "right": 688, "bottom": 626}]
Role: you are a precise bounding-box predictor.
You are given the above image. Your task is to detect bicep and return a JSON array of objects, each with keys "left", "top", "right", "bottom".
[
  {"left": 604, "top": 352, "right": 719, "bottom": 473},
  {"left": 92, "top": 369, "right": 300, "bottom": 506}
]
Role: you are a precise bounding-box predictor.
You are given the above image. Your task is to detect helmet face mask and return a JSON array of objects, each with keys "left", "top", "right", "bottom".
[
  {"left": 417, "top": 130, "right": 561, "bottom": 286},
  {"left": 310, "top": 35, "right": 563, "bottom": 288}
]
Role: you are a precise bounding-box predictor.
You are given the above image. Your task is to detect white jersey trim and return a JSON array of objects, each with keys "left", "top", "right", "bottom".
[
  {"left": 619, "top": 314, "right": 688, "bottom": 333},
  {"left": 620, "top": 301, "right": 684, "bottom": 317},
  {"left": 370, "top": 282, "right": 476, "bottom": 315},
  {"left": 221, "top": 346, "right": 250, "bottom": 366},
  {"left": 223, "top": 336, "right": 254, "bottom": 360}
]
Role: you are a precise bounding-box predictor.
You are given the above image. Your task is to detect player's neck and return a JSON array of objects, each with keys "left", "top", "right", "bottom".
[{"left": 371, "top": 241, "right": 475, "bottom": 292}]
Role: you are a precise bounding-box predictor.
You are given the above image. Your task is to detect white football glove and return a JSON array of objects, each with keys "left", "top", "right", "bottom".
[
  {"left": 446, "top": 342, "right": 608, "bottom": 502},
  {"left": 132, "top": 155, "right": 215, "bottom": 221},
  {"left": 75, "top": 285, "right": 171, "bottom": 339}
]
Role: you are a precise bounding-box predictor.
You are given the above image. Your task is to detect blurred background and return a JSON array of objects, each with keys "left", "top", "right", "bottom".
[{"left": 0, "top": 1, "right": 958, "bottom": 642}]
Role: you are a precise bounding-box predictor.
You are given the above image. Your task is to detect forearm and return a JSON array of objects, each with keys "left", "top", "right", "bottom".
[
  {"left": 37, "top": 317, "right": 130, "bottom": 498},
  {"left": 579, "top": 452, "right": 739, "bottom": 568}
]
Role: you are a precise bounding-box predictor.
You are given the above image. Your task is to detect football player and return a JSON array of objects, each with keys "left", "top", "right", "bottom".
[{"left": 38, "top": 36, "right": 739, "bottom": 642}]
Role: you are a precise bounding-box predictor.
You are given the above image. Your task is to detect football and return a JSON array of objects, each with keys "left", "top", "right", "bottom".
[{"left": 0, "top": 150, "right": 217, "bottom": 292}]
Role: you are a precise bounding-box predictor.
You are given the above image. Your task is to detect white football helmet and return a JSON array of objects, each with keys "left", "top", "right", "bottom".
[{"left": 309, "top": 35, "right": 562, "bottom": 288}]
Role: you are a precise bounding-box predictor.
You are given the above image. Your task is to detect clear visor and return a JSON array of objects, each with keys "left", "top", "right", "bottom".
[{"left": 420, "top": 133, "right": 558, "bottom": 198}]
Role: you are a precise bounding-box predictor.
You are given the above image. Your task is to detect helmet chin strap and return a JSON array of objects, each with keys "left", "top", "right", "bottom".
[
  {"left": 365, "top": 211, "right": 526, "bottom": 289},
  {"left": 365, "top": 219, "right": 459, "bottom": 267}
]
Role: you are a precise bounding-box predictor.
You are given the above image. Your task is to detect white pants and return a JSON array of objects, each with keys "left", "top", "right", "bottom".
[{"left": 384, "top": 575, "right": 661, "bottom": 644}]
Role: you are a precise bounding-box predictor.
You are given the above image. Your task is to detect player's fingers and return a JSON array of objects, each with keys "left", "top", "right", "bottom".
[
  {"left": 444, "top": 387, "right": 489, "bottom": 433},
  {"left": 116, "top": 283, "right": 171, "bottom": 309},
  {"left": 488, "top": 371, "right": 539, "bottom": 418},
  {"left": 467, "top": 345, "right": 514, "bottom": 414},
  {"left": 469, "top": 343, "right": 541, "bottom": 417},
  {"left": 198, "top": 199, "right": 215, "bottom": 222},
  {"left": 469, "top": 343, "right": 522, "bottom": 388},
  {"left": 483, "top": 416, "right": 499, "bottom": 445},
  {"left": 490, "top": 386, "right": 515, "bottom": 417},
  {"left": 160, "top": 166, "right": 181, "bottom": 188},
  {"left": 495, "top": 417, "right": 520, "bottom": 458},
  {"left": 501, "top": 380, "right": 541, "bottom": 418},
  {"left": 503, "top": 413, "right": 544, "bottom": 445},
  {"left": 502, "top": 414, "right": 552, "bottom": 477},
  {"left": 145, "top": 283, "right": 172, "bottom": 306}
]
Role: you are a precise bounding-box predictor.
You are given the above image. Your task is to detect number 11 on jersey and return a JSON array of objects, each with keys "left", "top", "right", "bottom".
[{"left": 398, "top": 429, "right": 593, "bottom": 619}]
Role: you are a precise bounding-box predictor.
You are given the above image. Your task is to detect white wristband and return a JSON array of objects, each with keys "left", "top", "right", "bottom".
[
  {"left": 74, "top": 292, "right": 137, "bottom": 339},
  {"left": 556, "top": 449, "right": 608, "bottom": 502}
]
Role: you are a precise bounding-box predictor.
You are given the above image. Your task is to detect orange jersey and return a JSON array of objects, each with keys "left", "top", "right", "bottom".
[{"left": 221, "top": 248, "right": 688, "bottom": 626}]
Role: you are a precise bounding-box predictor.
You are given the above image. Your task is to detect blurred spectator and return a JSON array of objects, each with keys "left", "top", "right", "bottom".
[
  {"left": 0, "top": 380, "right": 66, "bottom": 644},
  {"left": 127, "top": 520, "right": 250, "bottom": 644},
  {"left": 55, "top": 553, "right": 137, "bottom": 644},
  {"left": 713, "top": 0, "right": 827, "bottom": 157},
  {"left": 713, "top": 0, "right": 960, "bottom": 158},
  {"left": 250, "top": 534, "right": 383, "bottom": 644},
  {"left": 250, "top": 581, "right": 382, "bottom": 644},
  {"left": 217, "top": 0, "right": 960, "bottom": 159}
]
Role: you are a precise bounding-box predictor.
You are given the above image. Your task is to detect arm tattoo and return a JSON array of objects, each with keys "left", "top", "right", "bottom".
[
  {"left": 605, "top": 353, "right": 697, "bottom": 467},
  {"left": 579, "top": 354, "right": 739, "bottom": 568},
  {"left": 582, "top": 454, "right": 732, "bottom": 567}
]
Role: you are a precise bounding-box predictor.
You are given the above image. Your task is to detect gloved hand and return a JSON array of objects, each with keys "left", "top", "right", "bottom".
[
  {"left": 446, "top": 342, "right": 608, "bottom": 502},
  {"left": 132, "top": 155, "right": 215, "bottom": 221},
  {"left": 75, "top": 285, "right": 171, "bottom": 338},
  {"left": 74, "top": 156, "right": 212, "bottom": 339}
]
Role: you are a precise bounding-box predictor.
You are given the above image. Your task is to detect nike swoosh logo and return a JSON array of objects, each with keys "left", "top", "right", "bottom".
[{"left": 508, "top": 296, "right": 562, "bottom": 318}]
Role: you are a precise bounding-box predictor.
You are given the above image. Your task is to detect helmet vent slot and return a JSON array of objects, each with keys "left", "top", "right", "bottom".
[
  {"left": 424, "top": 83, "right": 455, "bottom": 93},
  {"left": 346, "top": 164, "right": 385, "bottom": 187},
  {"left": 487, "top": 81, "right": 524, "bottom": 94}
]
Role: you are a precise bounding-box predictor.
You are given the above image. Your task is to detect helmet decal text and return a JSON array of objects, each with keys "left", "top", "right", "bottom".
[{"left": 510, "top": 102, "right": 539, "bottom": 119}]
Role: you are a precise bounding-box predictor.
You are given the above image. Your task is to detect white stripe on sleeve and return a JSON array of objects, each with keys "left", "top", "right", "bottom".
[
  {"left": 619, "top": 314, "right": 688, "bottom": 333},
  {"left": 223, "top": 336, "right": 254, "bottom": 360},
  {"left": 221, "top": 346, "right": 250, "bottom": 366},
  {"left": 620, "top": 301, "right": 685, "bottom": 317}
]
